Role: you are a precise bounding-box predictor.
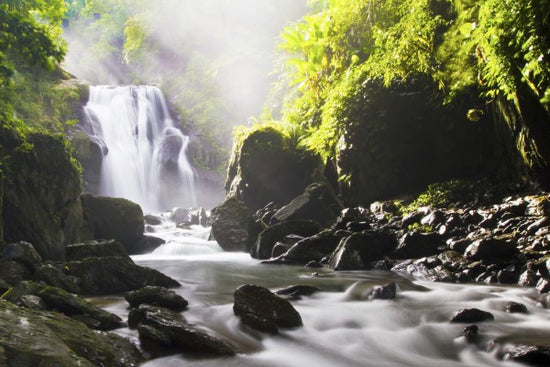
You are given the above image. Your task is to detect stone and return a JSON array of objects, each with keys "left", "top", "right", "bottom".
[
  {"left": 125, "top": 286, "right": 188, "bottom": 311},
  {"left": 504, "top": 345, "right": 550, "bottom": 366},
  {"left": 0, "top": 300, "right": 143, "bottom": 366},
  {"left": 463, "top": 325, "right": 479, "bottom": 343},
  {"left": 464, "top": 238, "right": 519, "bottom": 262},
  {"left": 2, "top": 132, "right": 83, "bottom": 260},
  {"left": 393, "top": 232, "right": 443, "bottom": 259},
  {"left": 170, "top": 208, "right": 192, "bottom": 226},
  {"left": 270, "top": 183, "right": 343, "bottom": 227},
  {"left": 132, "top": 235, "right": 166, "bottom": 254},
  {"left": 0, "top": 260, "right": 32, "bottom": 285},
  {"left": 35, "top": 263, "right": 82, "bottom": 294},
  {"left": 66, "top": 239, "right": 127, "bottom": 261},
  {"left": 536, "top": 278, "right": 550, "bottom": 293},
  {"left": 329, "top": 231, "right": 397, "bottom": 270},
  {"left": 81, "top": 194, "right": 145, "bottom": 254},
  {"left": 251, "top": 220, "right": 322, "bottom": 260},
  {"left": 210, "top": 196, "right": 259, "bottom": 252},
  {"left": 233, "top": 284, "right": 302, "bottom": 333},
  {"left": 368, "top": 282, "right": 397, "bottom": 300},
  {"left": 268, "top": 230, "right": 344, "bottom": 265},
  {"left": 67, "top": 257, "right": 180, "bottom": 295},
  {"left": 129, "top": 304, "right": 234, "bottom": 356},
  {"left": 70, "top": 131, "right": 104, "bottom": 194},
  {"left": 2, "top": 241, "right": 43, "bottom": 271},
  {"left": 144, "top": 214, "right": 163, "bottom": 225},
  {"left": 505, "top": 302, "right": 528, "bottom": 314},
  {"left": 450, "top": 308, "right": 494, "bottom": 323}
]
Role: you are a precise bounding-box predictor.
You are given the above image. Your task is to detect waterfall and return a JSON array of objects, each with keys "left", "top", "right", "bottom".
[{"left": 81, "top": 85, "right": 197, "bottom": 213}]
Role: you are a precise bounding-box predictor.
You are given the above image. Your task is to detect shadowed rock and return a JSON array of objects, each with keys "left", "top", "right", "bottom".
[
  {"left": 450, "top": 308, "right": 494, "bottom": 323},
  {"left": 125, "top": 286, "right": 188, "bottom": 311}
]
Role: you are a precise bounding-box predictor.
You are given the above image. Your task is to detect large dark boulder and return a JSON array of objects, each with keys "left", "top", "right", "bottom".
[
  {"left": 329, "top": 231, "right": 397, "bottom": 270},
  {"left": 0, "top": 300, "right": 143, "bottom": 366},
  {"left": 233, "top": 284, "right": 302, "bottom": 334},
  {"left": 128, "top": 304, "right": 234, "bottom": 357},
  {"left": 504, "top": 345, "right": 550, "bottom": 366},
  {"left": 66, "top": 239, "right": 127, "bottom": 261},
  {"left": 2, "top": 241, "right": 43, "bottom": 271},
  {"left": 270, "top": 182, "right": 343, "bottom": 227},
  {"left": 70, "top": 131, "right": 105, "bottom": 194},
  {"left": 268, "top": 230, "right": 344, "bottom": 265},
  {"left": 225, "top": 127, "right": 322, "bottom": 211},
  {"left": 464, "top": 237, "right": 519, "bottom": 263},
  {"left": 251, "top": 220, "right": 323, "bottom": 260},
  {"left": 2, "top": 132, "right": 83, "bottom": 260},
  {"left": 67, "top": 256, "right": 180, "bottom": 295},
  {"left": 210, "top": 196, "right": 259, "bottom": 252},
  {"left": 81, "top": 194, "right": 145, "bottom": 254}
]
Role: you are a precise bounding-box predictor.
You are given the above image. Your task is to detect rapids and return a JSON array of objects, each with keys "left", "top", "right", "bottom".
[{"left": 101, "top": 216, "right": 550, "bottom": 367}]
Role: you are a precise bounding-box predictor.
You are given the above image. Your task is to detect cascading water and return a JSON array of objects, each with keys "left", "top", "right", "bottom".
[{"left": 81, "top": 85, "right": 197, "bottom": 213}]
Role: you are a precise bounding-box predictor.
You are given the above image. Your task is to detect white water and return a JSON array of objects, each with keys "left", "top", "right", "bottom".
[
  {"left": 81, "top": 85, "right": 197, "bottom": 212},
  {"left": 99, "top": 219, "right": 550, "bottom": 367}
]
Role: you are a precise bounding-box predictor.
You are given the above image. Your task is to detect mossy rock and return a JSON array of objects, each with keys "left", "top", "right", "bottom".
[
  {"left": 0, "top": 300, "right": 143, "bottom": 366},
  {"left": 210, "top": 196, "right": 259, "bottom": 252}
]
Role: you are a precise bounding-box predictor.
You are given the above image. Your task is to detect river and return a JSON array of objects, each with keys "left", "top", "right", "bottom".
[{"left": 96, "top": 216, "right": 550, "bottom": 367}]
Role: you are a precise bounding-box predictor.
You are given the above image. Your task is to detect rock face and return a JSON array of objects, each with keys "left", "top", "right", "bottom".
[
  {"left": 2, "top": 131, "right": 83, "bottom": 260},
  {"left": 225, "top": 127, "right": 321, "bottom": 211},
  {"left": 128, "top": 304, "right": 234, "bottom": 357},
  {"left": 210, "top": 196, "right": 259, "bottom": 252},
  {"left": 0, "top": 300, "right": 143, "bottom": 366},
  {"left": 81, "top": 194, "right": 145, "bottom": 254},
  {"left": 70, "top": 131, "right": 105, "bottom": 194},
  {"left": 270, "top": 182, "right": 343, "bottom": 227},
  {"left": 233, "top": 284, "right": 302, "bottom": 334}
]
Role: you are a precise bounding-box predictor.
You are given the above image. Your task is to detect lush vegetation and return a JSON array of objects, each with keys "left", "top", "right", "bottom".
[{"left": 251, "top": 0, "right": 550, "bottom": 173}]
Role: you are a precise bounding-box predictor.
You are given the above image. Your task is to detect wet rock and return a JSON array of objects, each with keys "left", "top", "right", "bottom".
[
  {"left": 270, "top": 183, "right": 343, "bottom": 227},
  {"left": 233, "top": 284, "right": 302, "bottom": 333},
  {"left": 464, "top": 238, "right": 519, "bottom": 262},
  {"left": 66, "top": 239, "right": 127, "bottom": 261},
  {"left": 518, "top": 268, "right": 539, "bottom": 287},
  {"left": 393, "top": 232, "right": 443, "bottom": 259},
  {"left": 125, "top": 286, "right": 188, "bottom": 311},
  {"left": 536, "top": 278, "right": 550, "bottom": 293},
  {"left": 210, "top": 196, "right": 259, "bottom": 252},
  {"left": 402, "top": 211, "right": 425, "bottom": 227},
  {"left": 268, "top": 230, "right": 344, "bottom": 265},
  {"left": 133, "top": 235, "right": 166, "bottom": 254},
  {"left": 271, "top": 242, "right": 290, "bottom": 258},
  {"left": 0, "top": 260, "right": 32, "bottom": 285},
  {"left": 144, "top": 214, "right": 163, "bottom": 225},
  {"left": 463, "top": 325, "right": 479, "bottom": 343},
  {"left": 305, "top": 260, "right": 323, "bottom": 268},
  {"left": 81, "top": 194, "right": 145, "bottom": 254},
  {"left": 2, "top": 241, "right": 42, "bottom": 271},
  {"left": 450, "top": 308, "right": 494, "bottom": 323},
  {"left": 129, "top": 304, "right": 234, "bottom": 356},
  {"left": 0, "top": 300, "right": 143, "bottom": 366},
  {"left": 35, "top": 263, "right": 81, "bottom": 294},
  {"left": 505, "top": 302, "right": 528, "bottom": 314},
  {"left": 251, "top": 220, "right": 322, "bottom": 260},
  {"left": 368, "top": 282, "right": 397, "bottom": 300},
  {"left": 275, "top": 285, "right": 321, "bottom": 300},
  {"left": 504, "top": 345, "right": 550, "bottom": 366},
  {"left": 170, "top": 208, "right": 191, "bottom": 226},
  {"left": 421, "top": 210, "right": 446, "bottom": 227},
  {"left": 332, "top": 206, "right": 370, "bottom": 231},
  {"left": 447, "top": 238, "right": 472, "bottom": 253},
  {"left": 67, "top": 257, "right": 180, "bottom": 295},
  {"left": 329, "top": 231, "right": 397, "bottom": 270},
  {"left": 497, "top": 265, "right": 521, "bottom": 284}
]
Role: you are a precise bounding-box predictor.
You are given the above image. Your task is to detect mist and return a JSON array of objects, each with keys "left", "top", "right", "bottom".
[{"left": 63, "top": 0, "right": 308, "bottom": 128}]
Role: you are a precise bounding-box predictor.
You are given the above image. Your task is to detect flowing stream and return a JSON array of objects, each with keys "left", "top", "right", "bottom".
[
  {"left": 99, "top": 218, "right": 550, "bottom": 367},
  {"left": 81, "top": 85, "right": 197, "bottom": 212}
]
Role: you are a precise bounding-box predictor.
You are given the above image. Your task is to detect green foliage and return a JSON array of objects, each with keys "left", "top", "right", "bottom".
[{"left": 397, "top": 180, "right": 466, "bottom": 214}]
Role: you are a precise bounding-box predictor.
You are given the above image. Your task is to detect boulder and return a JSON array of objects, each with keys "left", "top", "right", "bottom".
[
  {"left": 0, "top": 260, "right": 32, "bottom": 285},
  {"left": 505, "top": 302, "right": 528, "bottom": 314},
  {"left": 368, "top": 282, "right": 397, "bottom": 300},
  {"left": 210, "top": 197, "right": 259, "bottom": 252},
  {"left": 270, "top": 183, "right": 343, "bottom": 227},
  {"left": 131, "top": 235, "right": 165, "bottom": 255},
  {"left": 450, "top": 308, "right": 494, "bottom": 323},
  {"left": 464, "top": 238, "right": 519, "bottom": 262},
  {"left": 267, "top": 230, "right": 344, "bottom": 265},
  {"left": 2, "top": 241, "right": 43, "bottom": 271},
  {"left": 393, "top": 231, "right": 443, "bottom": 259},
  {"left": 67, "top": 256, "right": 180, "bottom": 295},
  {"left": 3, "top": 281, "right": 123, "bottom": 331},
  {"left": 128, "top": 304, "right": 234, "bottom": 356},
  {"left": 233, "top": 284, "right": 302, "bottom": 333},
  {"left": 2, "top": 132, "right": 83, "bottom": 260},
  {"left": 0, "top": 300, "right": 143, "bottom": 366},
  {"left": 70, "top": 131, "right": 104, "bottom": 193},
  {"left": 35, "top": 263, "right": 82, "bottom": 294},
  {"left": 504, "top": 345, "right": 550, "bottom": 366},
  {"left": 251, "top": 220, "right": 322, "bottom": 260},
  {"left": 66, "top": 239, "right": 128, "bottom": 261},
  {"left": 225, "top": 127, "right": 321, "bottom": 211},
  {"left": 329, "top": 231, "right": 397, "bottom": 270},
  {"left": 80, "top": 194, "right": 145, "bottom": 254},
  {"left": 275, "top": 285, "right": 321, "bottom": 300},
  {"left": 125, "top": 286, "right": 188, "bottom": 311}
]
